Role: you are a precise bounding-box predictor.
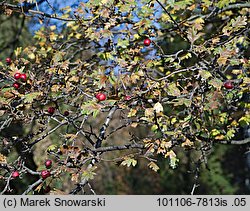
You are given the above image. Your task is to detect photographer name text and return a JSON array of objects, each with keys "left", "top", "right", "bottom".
[{"left": 3, "top": 197, "right": 106, "bottom": 208}]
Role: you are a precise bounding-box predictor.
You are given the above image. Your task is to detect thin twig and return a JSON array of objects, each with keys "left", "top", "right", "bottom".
[{"left": 22, "top": 178, "right": 43, "bottom": 195}]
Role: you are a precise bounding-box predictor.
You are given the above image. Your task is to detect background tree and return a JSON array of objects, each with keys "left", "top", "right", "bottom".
[{"left": 0, "top": 0, "right": 250, "bottom": 195}]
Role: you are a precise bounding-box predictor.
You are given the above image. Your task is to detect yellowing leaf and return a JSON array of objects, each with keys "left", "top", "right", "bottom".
[
  {"left": 181, "top": 138, "right": 193, "bottom": 147},
  {"left": 128, "top": 108, "right": 137, "bottom": 117},
  {"left": 131, "top": 123, "right": 138, "bottom": 128},
  {"left": 145, "top": 108, "right": 154, "bottom": 117},
  {"left": 101, "top": 0, "right": 110, "bottom": 4},
  {"left": 217, "top": 56, "right": 228, "bottom": 65},
  {"left": 47, "top": 145, "right": 58, "bottom": 152},
  {"left": 14, "top": 47, "right": 22, "bottom": 57},
  {"left": 133, "top": 34, "right": 140, "bottom": 40},
  {"left": 215, "top": 134, "right": 225, "bottom": 140},
  {"left": 167, "top": 83, "right": 181, "bottom": 96},
  {"left": 148, "top": 161, "right": 160, "bottom": 172},
  {"left": 81, "top": 166, "right": 97, "bottom": 180},
  {"left": 208, "top": 78, "right": 223, "bottom": 89},
  {"left": 187, "top": 27, "right": 204, "bottom": 44},
  {"left": 71, "top": 173, "right": 79, "bottom": 183},
  {"left": 34, "top": 183, "right": 43, "bottom": 192},
  {"left": 121, "top": 157, "right": 137, "bottom": 167},
  {"left": 199, "top": 70, "right": 212, "bottom": 79},
  {"left": 63, "top": 134, "right": 78, "bottom": 141},
  {"left": 75, "top": 33, "right": 82, "bottom": 39},
  {"left": 28, "top": 53, "right": 36, "bottom": 60},
  {"left": 49, "top": 32, "right": 58, "bottom": 41},
  {"left": 50, "top": 25, "right": 57, "bottom": 31},
  {"left": 160, "top": 140, "right": 172, "bottom": 149}
]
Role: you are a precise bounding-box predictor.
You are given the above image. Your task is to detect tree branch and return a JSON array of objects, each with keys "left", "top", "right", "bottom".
[
  {"left": 218, "top": 137, "right": 250, "bottom": 145},
  {"left": 155, "top": 0, "right": 187, "bottom": 40},
  {"left": 0, "top": 2, "right": 77, "bottom": 22},
  {"left": 22, "top": 178, "right": 43, "bottom": 195},
  {"left": 91, "top": 143, "right": 145, "bottom": 153},
  {"left": 95, "top": 106, "right": 118, "bottom": 148}
]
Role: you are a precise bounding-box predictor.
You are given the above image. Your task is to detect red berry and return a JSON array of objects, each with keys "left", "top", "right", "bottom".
[
  {"left": 144, "top": 38, "right": 151, "bottom": 46},
  {"left": 14, "top": 72, "right": 21, "bottom": 80},
  {"left": 13, "top": 82, "right": 20, "bottom": 89},
  {"left": 47, "top": 107, "right": 55, "bottom": 114},
  {"left": 6, "top": 57, "right": 11, "bottom": 64},
  {"left": 41, "top": 170, "right": 51, "bottom": 179},
  {"left": 64, "top": 111, "right": 69, "bottom": 116},
  {"left": 20, "top": 73, "right": 27, "bottom": 82},
  {"left": 124, "top": 95, "right": 131, "bottom": 101},
  {"left": 96, "top": 93, "right": 106, "bottom": 101},
  {"left": 45, "top": 159, "right": 52, "bottom": 169},
  {"left": 12, "top": 171, "right": 20, "bottom": 178},
  {"left": 224, "top": 81, "right": 234, "bottom": 89},
  {"left": 95, "top": 93, "right": 101, "bottom": 98}
]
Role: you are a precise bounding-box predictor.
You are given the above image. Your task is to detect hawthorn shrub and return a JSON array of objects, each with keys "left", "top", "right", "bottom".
[{"left": 0, "top": 0, "right": 249, "bottom": 194}]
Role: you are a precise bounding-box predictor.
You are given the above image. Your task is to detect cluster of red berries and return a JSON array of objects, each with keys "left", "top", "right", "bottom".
[
  {"left": 41, "top": 159, "right": 52, "bottom": 180},
  {"left": 47, "top": 107, "right": 70, "bottom": 116},
  {"left": 12, "top": 159, "right": 53, "bottom": 180},
  {"left": 12, "top": 72, "right": 28, "bottom": 90}
]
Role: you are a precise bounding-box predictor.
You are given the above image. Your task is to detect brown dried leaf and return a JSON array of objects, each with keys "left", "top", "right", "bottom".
[{"left": 0, "top": 153, "right": 7, "bottom": 163}]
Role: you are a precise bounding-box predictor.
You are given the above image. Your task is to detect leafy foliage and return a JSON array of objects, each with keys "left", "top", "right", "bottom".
[{"left": 0, "top": 0, "right": 249, "bottom": 194}]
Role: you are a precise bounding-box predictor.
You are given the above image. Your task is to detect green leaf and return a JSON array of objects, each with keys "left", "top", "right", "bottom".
[
  {"left": 187, "top": 27, "right": 204, "bottom": 44},
  {"left": 117, "top": 38, "right": 129, "bottom": 49},
  {"left": 52, "top": 51, "right": 65, "bottom": 64},
  {"left": 169, "top": 157, "right": 179, "bottom": 169},
  {"left": 238, "top": 115, "right": 250, "bottom": 127},
  {"left": 47, "top": 145, "right": 58, "bottom": 152},
  {"left": 167, "top": 83, "right": 181, "bottom": 96},
  {"left": 92, "top": 109, "right": 100, "bottom": 118},
  {"left": 211, "top": 129, "right": 221, "bottom": 137},
  {"left": 81, "top": 167, "right": 97, "bottom": 180},
  {"left": 81, "top": 101, "right": 102, "bottom": 116},
  {"left": 216, "top": 0, "right": 237, "bottom": 9},
  {"left": 98, "top": 52, "right": 114, "bottom": 60},
  {"left": 151, "top": 124, "right": 158, "bottom": 132},
  {"left": 23, "top": 92, "right": 42, "bottom": 103},
  {"left": 199, "top": 70, "right": 212, "bottom": 79},
  {"left": 225, "top": 129, "right": 235, "bottom": 140},
  {"left": 208, "top": 78, "right": 223, "bottom": 89},
  {"left": 173, "top": 98, "right": 191, "bottom": 107}
]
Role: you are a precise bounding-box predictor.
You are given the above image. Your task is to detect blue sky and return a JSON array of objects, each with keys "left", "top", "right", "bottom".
[
  {"left": 28, "top": 0, "right": 86, "bottom": 32},
  {"left": 26, "top": 0, "right": 163, "bottom": 75}
]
